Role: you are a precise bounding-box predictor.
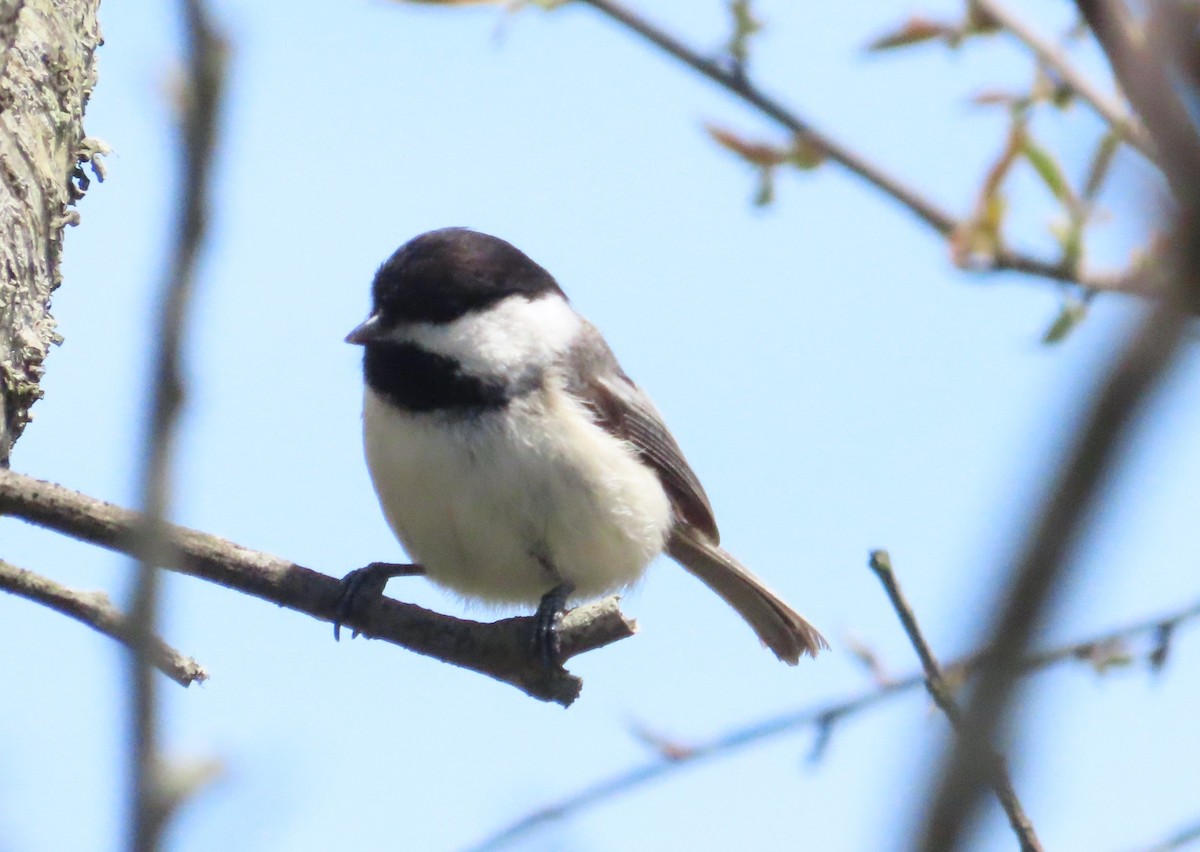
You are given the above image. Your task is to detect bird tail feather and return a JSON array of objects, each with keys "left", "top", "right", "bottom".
[{"left": 667, "top": 529, "right": 827, "bottom": 664}]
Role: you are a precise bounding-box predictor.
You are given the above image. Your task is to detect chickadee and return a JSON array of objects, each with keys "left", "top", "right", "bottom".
[{"left": 343, "top": 228, "right": 826, "bottom": 664}]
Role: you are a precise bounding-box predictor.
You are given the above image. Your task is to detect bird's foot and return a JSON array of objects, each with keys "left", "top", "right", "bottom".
[
  {"left": 532, "top": 581, "right": 576, "bottom": 669},
  {"left": 333, "top": 562, "right": 424, "bottom": 640}
]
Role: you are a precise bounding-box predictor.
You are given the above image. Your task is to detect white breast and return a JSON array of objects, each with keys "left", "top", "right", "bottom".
[{"left": 362, "top": 382, "right": 674, "bottom": 606}]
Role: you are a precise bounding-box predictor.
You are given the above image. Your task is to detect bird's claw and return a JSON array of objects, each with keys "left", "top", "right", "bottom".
[
  {"left": 532, "top": 581, "right": 575, "bottom": 669},
  {"left": 333, "top": 562, "right": 422, "bottom": 640}
]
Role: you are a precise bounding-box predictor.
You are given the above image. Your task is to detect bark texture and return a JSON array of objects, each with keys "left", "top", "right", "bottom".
[{"left": 0, "top": 0, "right": 102, "bottom": 465}]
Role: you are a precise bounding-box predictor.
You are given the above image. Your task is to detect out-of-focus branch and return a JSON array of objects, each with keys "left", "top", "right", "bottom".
[
  {"left": 0, "top": 469, "right": 636, "bottom": 707},
  {"left": 1084, "top": 2, "right": 1200, "bottom": 207},
  {"left": 1136, "top": 817, "right": 1200, "bottom": 852},
  {"left": 128, "top": 0, "right": 226, "bottom": 848},
  {"left": 573, "top": 0, "right": 1141, "bottom": 295},
  {"left": 923, "top": 217, "right": 1196, "bottom": 852},
  {"left": 868, "top": 551, "right": 1041, "bottom": 852},
  {"left": 921, "top": 3, "right": 1200, "bottom": 848},
  {"left": 0, "top": 559, "right": 207, "bottom": 687},
  {"left": 578, "top": 0, "right": 952, "bottom": 234},
  {"left": 468, "top": 589, "right": 1200, "bottom": 851},
  {"left": 971, "top": 0, "right": 1157, "bottom": 163}
]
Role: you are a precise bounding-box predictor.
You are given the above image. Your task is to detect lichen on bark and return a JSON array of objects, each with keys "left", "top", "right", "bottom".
[{"left": 0, "top": 0, "right": 103, "bottom": 465}]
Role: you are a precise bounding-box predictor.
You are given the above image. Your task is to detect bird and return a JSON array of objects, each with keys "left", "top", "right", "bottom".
[{"left": 341, "top": 227, "right": 826, "bottom": 665}]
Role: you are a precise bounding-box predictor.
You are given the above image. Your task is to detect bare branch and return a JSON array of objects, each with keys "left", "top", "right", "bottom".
[
  {"left": 126, "top": 0, "right": 225, "bottom": 849},
  {"left": 1135, "top": 817, "right": 1200, "bottom": 852},
  {"left": 868, "top": 551, "right": 1041, "bottom": 852},
  {"left": 841, "top": 632, "right": 893, "bottom": 687},
  {"left": 971, "top": 0, "right": 1157, "bottom": 162},
  {"left": 0, "top": 469, "right": 636, "bottom": 706},
  {"left": 0, "top": 559, "right": 207, "bottom": 687},
  {"left": 574, "top": 0, "right": 1141, "bottom": 294},
  {"left": 468, "top": 589, "right": 1200, "bottom": 851},
  {"left": 581, "top": 0, "right": 954, "bottom": 231},
  {"left": 921, "top": 4, "right": 1200, "bottom": 847},
  {"left": 1083, "top": 3, "right": 1200, "bottom": 206},
  {"left": 126, "top": 0, "right": 225, "bottom": 848},
  {"left": 923, "top": 225, "right": 1197, "bottom": 852}
]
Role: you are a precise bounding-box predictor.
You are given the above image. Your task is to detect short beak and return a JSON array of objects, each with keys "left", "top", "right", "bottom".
[{"left": 345, "top": 313, "right": 386, "bottom": 345}]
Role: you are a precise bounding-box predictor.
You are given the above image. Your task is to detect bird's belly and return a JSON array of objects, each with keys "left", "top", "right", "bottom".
[{"left": 362, "top": 387, "right": 673, "bottom": 605}]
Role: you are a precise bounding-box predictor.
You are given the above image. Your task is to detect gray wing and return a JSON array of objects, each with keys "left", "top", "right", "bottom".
[{"left": 564, "top": 324, "right": 719, "bottom": 542}]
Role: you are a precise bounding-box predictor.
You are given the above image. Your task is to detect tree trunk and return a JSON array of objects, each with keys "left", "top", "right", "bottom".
[{"left": 0, "top": 0, "right": 102, "bottom": 465}]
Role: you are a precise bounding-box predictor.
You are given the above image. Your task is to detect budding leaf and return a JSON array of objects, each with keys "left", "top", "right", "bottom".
[
  {"left": 1051, "top": 219, "right": 1084, "bottom": 274},
  {"left": 727, "top": 0, "right": 762, "bottom": 69},
  {"left": 754, "top": 168, "right": 775, "bottom": 207},
  {"left": 706, "top": 124, "right": 788, "bottom": 167},
  {"left": 950, "top": 193, "right": 1008, "bottom": 269},
  {"left": 1021, "top": 136, "right": 1073, "bottom": 205},
  {"left": 969, "top": 89, "right": 1018, "bottom": 108},
  {"left": 789, "top": 134, "right": 826, "bottom": 170},
  {"left": 866, "top": 16, "right": 955, "bottom": 51},
  {"left": 1042, "top": 298, "right": 1088, "bottom": 345}
]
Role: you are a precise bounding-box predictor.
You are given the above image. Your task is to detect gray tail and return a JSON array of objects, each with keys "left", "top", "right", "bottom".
[{"left": 667, "top": 529, "right": 827, "bottom": 664}]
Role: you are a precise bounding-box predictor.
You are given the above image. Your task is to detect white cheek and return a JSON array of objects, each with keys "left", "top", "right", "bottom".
[{"left": 403, "top": 294, "right": 582, "bottom": 377}]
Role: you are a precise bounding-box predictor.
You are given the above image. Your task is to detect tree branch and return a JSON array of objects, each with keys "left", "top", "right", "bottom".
[
  {"left": 1137, "top": 817, "right": 1200, "bottom": 852},
  {"left": 0, "top": 558, "right": 207, "bottom": 687},
  {"left": 1082, "top": 2, "right": 1200, "bottom": 206},
  {"left": 920, "top": 3, "right": 1200, "bottom": 847},
  {"left": 868, "top": 551, "right": 1041, "bottom": 852},
  {"left": 971, "top": 0, "right": 1157, "bottom": 163},
  {"left": 573, "top": 0, "right": 1142, "bottom": 294},
  {"left": 468, "top": 587, "right": 1200, "bottom": 850},
  {"left": 0, "top": 469, "right": 636, "bottom": 706},
  {"left": 127, "top": 1, "right": 225, "bottom": 848}
]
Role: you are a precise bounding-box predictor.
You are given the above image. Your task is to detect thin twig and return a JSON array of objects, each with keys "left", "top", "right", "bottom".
[
  {"left": 868, "top": 551, "right": 1041, "bottom": 852},
  {"left": 573, "top": 0, "right": 1142, "bottom": 294},
  {"left": 841, "top": 632, "right": 893, "bottom": 687},
  {"left": 128, "top": 1, "right": 224, "bottom": 848},
  {"left": 0, "top": 469, "right": 636, "bottom": 706},
  {"left": 1134, "top": 817, "right": 1200, "bottom": 852},
  {"left": 971, "top": 0, "right": 1157, "bottom": 162},
  {"left": 921, "top": 3, "right": 1200, "bottom": 847},
  {"left": 579, "top": 0, "right": 953, "bottom": 234},
  {"left": 0, "top": 559, "right": 207, "bottom": 687},
  {"left": 468, "top": 590, "right": 1200, "bottom": 851}
]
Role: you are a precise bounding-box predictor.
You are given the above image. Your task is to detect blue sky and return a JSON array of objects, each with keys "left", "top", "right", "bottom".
[{"left": 3, "top": 1, "right": 1199, "bottom": 850}]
